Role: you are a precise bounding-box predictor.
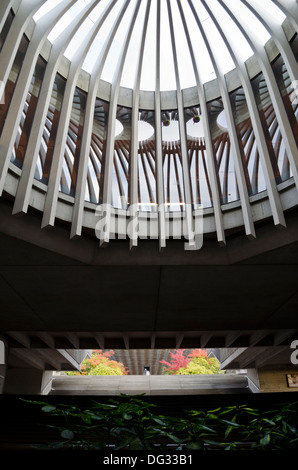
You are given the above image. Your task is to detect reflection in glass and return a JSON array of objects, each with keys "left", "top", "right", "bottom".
[
  {"left": 112, "top": 106, "right": 132, "bottom": 209},
  {"left": 60, "top": 87, "right": 86, "bottom": 196},
  {"left": 85, "top": 97, "right": 109, "bottom": 204},
  {"left": 230, "top": 87, "right": 266, "bottom": 195},
  {"left": 12, "top": 55, "right": 46, "bottom": 169},
  {"left": 161, "top": 110, "right": 185, "bottom": 212},
  {"left": 251, "top": 72, "right": 291, "bottom": 184},
  {"left": 35, "top": 73, "right": 66, "bottom": 184},
  {"left": 138, "top": 111, "right": 156, "bottom": 212},
  {"left": 207, "top": 98, "right": 239, "bottom": 205},
  {"left": 271, "top": 54, "right": 298, "bottom": 148},
  {"left": 185, "top": 106, "right": 212, "bottom": 209},
  {"left": 0, "top": 9, "right": 14, "bottom": 52},
  {"left": 0, "top": 35, "right": 29, "bottom": 138}
]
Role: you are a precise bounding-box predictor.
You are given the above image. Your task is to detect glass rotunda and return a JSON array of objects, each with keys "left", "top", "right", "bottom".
[{"left": 0, "top": 0, "right": 297, "bottom": 251}]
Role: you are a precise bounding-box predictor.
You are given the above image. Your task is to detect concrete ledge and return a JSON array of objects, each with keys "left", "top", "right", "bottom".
[{"left": 50, "top": 374, "right": 251, "bottom": 395}]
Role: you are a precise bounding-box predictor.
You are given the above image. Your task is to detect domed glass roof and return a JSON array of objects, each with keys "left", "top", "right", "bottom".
[
  {"left": 0, "top": 0, "right": 297, "bottom": 250},
  {"left": 33, "top": 0, "right": 285, "bottom": 91}
]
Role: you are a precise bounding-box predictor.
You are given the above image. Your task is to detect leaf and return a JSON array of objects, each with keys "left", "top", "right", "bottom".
[
  {"left": 224, "top": 426, "right": 234, "bottom": 439},
  {"left": 260, "top": 433, "right": 271, "bottom": 446},
  {"left": 220, "top": 418, "right": 241, "bottom": 427},
  {"left": 166, "top": 434, "right": 184, "bottom": 444},
  {"left": 115, "top": 435, "right": 139, "bottom": 450},
  {"left": 194, "top": 424, "right": 216, "bottom": 433},
  {"left": 186, "top": 441, "right": 204, "bottom": 450},
  {"left": 282, "top": 421, "right": 297, "bottom": 435},
  {"left": 152, "top": 417, "right": 167, "bottom": 426},
  {"left": 123, "top": 413, "right": 133, "bottom": 421},
  {"left": 207, "top": 413, "right": 219, "bottom": 420},
  {"left": 127, "top": 437, "right": 146, "bottom": 450},
  {"left": 61, "top": 429, "right": 75, "bottom": 440},
  {"left": 208, "top": 408, "right": 221, "bottom": 413},
  {"left": 263, "top": 418, "right": 276, "bottom": 426},
  {"left": 41, "top": 405, "right": 56, "bottom": 413}
]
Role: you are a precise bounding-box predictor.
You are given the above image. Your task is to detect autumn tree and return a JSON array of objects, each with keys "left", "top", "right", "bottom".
[
  {"left": 66, "top": 350, "right": 129, "bottom": 376},
  {"left": 160, "top": 349, "right": 222, "bottom": 375},
  {"left": 160, "top": 349, "right": 190, "bottom": 375}
]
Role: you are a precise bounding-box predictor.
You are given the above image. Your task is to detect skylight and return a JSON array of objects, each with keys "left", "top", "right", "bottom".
[
  {"left": 33, "top": 0, "right": 282, "bottom": 92},
  {"left": 33, "top": 0, "right": 65, "bottom": 22},
  {"left": 223, "top": 0, "right": 271, "bottom": 45},
  {"left": 47, "top": 0, "right": 93, "bottom": 44}
]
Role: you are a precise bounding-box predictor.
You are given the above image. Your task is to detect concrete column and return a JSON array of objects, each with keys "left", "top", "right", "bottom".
[
  {"left": 0, "top": 365, "right": 7, "bottom": 394},
  {"left": 246, "top": 368, "right": 261, "bottom": 393},
  {"left": 3, "top": 368, "right": 53, "bottom": 395},
  {"left": 0, "top": 337, "right": 7, "bottom": 394}
]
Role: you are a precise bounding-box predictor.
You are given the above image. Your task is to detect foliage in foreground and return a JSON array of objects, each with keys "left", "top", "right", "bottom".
[
  {"left": 160, "top": 349, "right": 222, "bottom": 375},
  {"left": 24, "top": 395, "right": 298, "bottom": 451},
  {"left": 65, "top": 350, "right": 129, "bottom": 376}
]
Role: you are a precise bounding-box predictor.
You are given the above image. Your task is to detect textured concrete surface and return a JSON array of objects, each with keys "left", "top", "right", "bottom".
[{"left": 50, "top": 374, "right": 251, "bottom": 395}]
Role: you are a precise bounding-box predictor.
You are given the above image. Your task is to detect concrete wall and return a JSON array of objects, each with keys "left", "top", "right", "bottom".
[
  {"left": 49, "top": 373, "right": 251, "bottom": 396},
  {"left": 259, "top": 368, "right": 298, "bottom": 393}
]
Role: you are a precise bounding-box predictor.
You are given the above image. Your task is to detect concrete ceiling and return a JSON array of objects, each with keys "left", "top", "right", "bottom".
[{"left": 0, "top": 197, "right": 297, "bottom": 364}]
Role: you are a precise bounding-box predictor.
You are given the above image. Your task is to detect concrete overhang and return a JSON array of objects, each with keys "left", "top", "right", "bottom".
[{"left": 0, "top": 196, "right": 297, "bottom": 359}]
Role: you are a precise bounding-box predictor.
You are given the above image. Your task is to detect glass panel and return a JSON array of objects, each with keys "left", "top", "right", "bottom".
[
  {"left": 0, "top": 9, "right": 14, "bottom": 52},
  {"left": 35, "top": 73, "right": 66, "bottom": 184},
  {"left": 140, "top": 0, "right": 157, "bottom": 91},
  {"left": 160, "top": 1, "right": 176, "bottom": 91},
  {"left": 207, "top": 98, "right": 239, "bottom": 205},
  {"left": 230, "top": 87, "right": 266, "bottom": 195},
  {"left": 60, "top": 87, "right": 86, "bottom": 196},
  {"left": 111, "top": 106, "right": 132, "bottom": 209},
  {"left": 185, "top": 106, "right": 212, "bottom": 209},
  {"left": 11, "top": 55, "right": 46, "bottom": 168},
  {"left": 290, "top": 34, "right": 298, "bottom": 62},
  {"left": 112, "top": 106, "right": 131, "bottom": 209},
  {"left": 183, "top": 1, "right": 215, "bottom": 83},
  {"left": 170, "top": 0, "right": 195, "bottom": 90},
  {"left": 161, "top": 110, "right": 185, "bottom": 212},
  {"left": 271, "top": 54, "right": 298, "bottom": 147},
  {"left": 251, "top": 72, "right": 291, "bottom": 183},
  {"left": 83, "top": 0, "right": 126, "bottom": 76},
  {"left": 33, "top": 0, "right": 65, "bottom": 23},
  {"left": 0, "top": 35, "right": 29, "bottom": 138},
  {"left": 85, "top": 97, "right": 109, "bottom": 204},
  {"left": 138, "top": 110, "right": 157, "bottom": 212},
  {"left": 101, "top": 0, "right": 135, "bottom": 84},
  {"left": 224, "top": 0, "right": 271, "bottom": 45},
  {"left": 47, "top": 0, "right": 93, "bottom": 43},
  {"left": 120, "top": 0, "right": 147, "bottom": 89}
]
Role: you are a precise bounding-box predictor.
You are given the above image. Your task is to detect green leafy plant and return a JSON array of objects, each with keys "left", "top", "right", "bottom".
[{"left": 23, "top": 396, "right": 298, "bottom": 451}]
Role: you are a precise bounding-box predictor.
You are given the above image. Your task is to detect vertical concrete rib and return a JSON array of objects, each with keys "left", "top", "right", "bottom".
[
  {"left": 99, "top": 0, "right": 142, "bottom": 247},
  {"left": 187, "top": 0, "right": 230, "bottom": 244},
  {"left": 155, "top": 0, "right": 167, "bottom": 250},
  {"left": 59, "top": 0, "right": 122, "bottom": 238},
  {"left": 167, "top": 0, "right": 196, "bottom": 248},
  {"left": 129, "top": 0, "right": 151, "bottom": 250},
  {"left": 70, "top": 0, "right": 126, "bottom": 239},
  {"left": 200, "top": 0, "right": 256, "bottom": 239}
]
